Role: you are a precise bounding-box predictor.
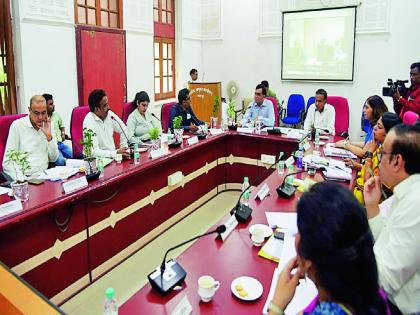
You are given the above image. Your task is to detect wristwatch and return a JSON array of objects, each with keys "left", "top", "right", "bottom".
[
  {"left": 364, "top": 151, "right": 373, "bottom": 159},
  {"left": 268, "top": 301, "right": 285, "bottom": 315}
]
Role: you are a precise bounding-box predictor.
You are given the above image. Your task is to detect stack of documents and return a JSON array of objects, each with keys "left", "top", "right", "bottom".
[
  {"left": 37, "top": 166, "right": 79, "bottom": 181},
  {"left": 322, "top": 159, "right": 352, "bottom": 181},
  {"left": 324, "top": 143, "right": 357, "bottom": 159}
]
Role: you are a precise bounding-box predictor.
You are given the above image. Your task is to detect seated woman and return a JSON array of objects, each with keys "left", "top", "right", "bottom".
[
  {"left": 126, "top": 91, "right": 161, "bottom": 143},
  {"left": 335, "top": 95, "right": 388, "bottom": 158},
  {"left": 351, "top": 112, "right": 402, "bottom": 204},
  {"left": 268, "top": 182, "right": 389, "bottom": 315}
]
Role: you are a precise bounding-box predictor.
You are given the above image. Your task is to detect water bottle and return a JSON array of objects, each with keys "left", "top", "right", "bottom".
[
  {"left": 315, "top": 129, "right": 320, "bottom": 149},
  {"left": 307, "top": 129, "right": 312, "bottom": 141},
  {"left": 277, "top": 151, "right": 285, "bottom": 175},
  {"left": 255, "top": 117, "right": 262, "bottom": 134},
  {"left": 103, "top": 287, "right": 118, "bottom": 315},
  {"left": 241, "top": 177, "right": 250, "bottom": 206},
  {"left": 296, "top": 143, "right": 303, "bottom": 170},
  {"left": 134, "top": 143, "right": 140, "bottom": 165},
  {"left": 97, "top": 158, "right": 104, "bottom": 178}
]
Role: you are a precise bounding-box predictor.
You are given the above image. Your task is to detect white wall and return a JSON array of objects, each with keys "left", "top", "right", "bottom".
[{"left": 202, "top": 0, "right": 420, "bottom": 139}]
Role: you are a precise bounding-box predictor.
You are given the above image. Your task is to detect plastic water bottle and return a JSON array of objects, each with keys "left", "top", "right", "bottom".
[
  {"left": 315, "top": 129, "right": 320, "bottom": 149},
  {"left": 134, "top": 143, "right": 140, "bottom": 165},
  {"left": 296, "top": 143, "right": 303, "bottom": 170},
  {"left": 97, "top": 158, "right": 104, "bottom": 178},
  {"left": 255, "top": 117, "right": 262, "bottom": 134},
  {"left": 307, "top": 129, "right": 312, "bottom": 141},
  {"left": 103, "top": 287, "right": 118, "bottom": 315},
  {"left": 241, "top": 177, "right": 250, "bottom": 206}
]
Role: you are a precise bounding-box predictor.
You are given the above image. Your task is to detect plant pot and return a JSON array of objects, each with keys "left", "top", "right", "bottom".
[
  {"left": 151, "top": 139, "right": 161, "bottom": 151},
  {"left": 12, "top": 181, "right": 29, "bottom": 202},
  {"left": 210, "top": 117, "right": 218, "bottom": 129},
  {"left": 174, "top": 128, "right": 184, "bottom": 143},
  {"left": 84, "top": 157, "right": 97, "bottom": 176},
  {"left": 227, "top": 117, "right": 235, "bottom": 126}
]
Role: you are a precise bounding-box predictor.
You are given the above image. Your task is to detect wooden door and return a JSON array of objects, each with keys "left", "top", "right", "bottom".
[{"left": 76, "top": 26, "right": 127, "bottom": 117}]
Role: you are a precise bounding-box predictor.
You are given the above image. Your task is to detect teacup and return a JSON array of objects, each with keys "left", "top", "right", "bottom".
[
  {"left": 251, "top": 226, "right": 264, "bottom": 246},
  {"left": 198, "top": 275, "right": 220, "bottom": 302},
  {"left": 115, "top": 154, "right": 123, "bottom": 163}
]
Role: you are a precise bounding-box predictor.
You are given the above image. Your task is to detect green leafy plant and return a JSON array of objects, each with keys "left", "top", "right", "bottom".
[
  {"left": 227, "top": 99, "right": 236, "bottom": 119},
  {"left": 212, "top": 96, "right": 220, "bottom": 117},
  {"left": 148, "top": 127, "right": 161, "bottom": 140},
  {"left": 80, "top": 128, "right": 95, "bottom": 158},
  {"left": 6, "top": 150, "right": 30, "bottom": 182},
  {"left": 173, "top": 116, "right": 183, "bottom": 129}
]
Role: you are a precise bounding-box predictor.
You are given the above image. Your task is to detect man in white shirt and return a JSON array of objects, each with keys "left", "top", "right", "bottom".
[
  {"left": 3, "top": 95, "right": 59, "bottom": 180},
  {"left": 83, "top": 89, "right": 130, "bottom": 159},
  {"left": 364, "top": 123, "right": 420, "bottom": 315},
  {"left": 304, "top": 89, "right": 336, "bottom": 135}
]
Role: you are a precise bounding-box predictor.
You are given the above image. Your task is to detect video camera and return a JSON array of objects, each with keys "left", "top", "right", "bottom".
[{"left": 382, "top": 79, "right": 408, "bottom": 97}]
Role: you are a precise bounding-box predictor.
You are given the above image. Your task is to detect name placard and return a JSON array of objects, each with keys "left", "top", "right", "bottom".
[
  {"left": 0, "top": 200, "right": 23, "bottom": 218},
  {"left": 62, "top": 176, "right": 88, "bottom": 194},
  {"left": 220, "top": 215, "right": 238, "bottom": 241},
  {"left": 255, "top": 183, "right": 270, "bottom": 201},
  {"left": 171, "top": 295, "right": 193, "bottom": 315},
  {"left": 187, "top": 136, "right": 199, "bottom": 146},
  {"left": 237, "top": 127, "right": 253, "bottom": 134},
  {"left": 150, "top": 148, "right": 166, "bottom": 159}
]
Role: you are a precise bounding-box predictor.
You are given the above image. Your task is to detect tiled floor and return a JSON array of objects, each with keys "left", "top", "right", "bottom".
[{"left": 61, "top": 191, "right": 239, "bottom": 314}]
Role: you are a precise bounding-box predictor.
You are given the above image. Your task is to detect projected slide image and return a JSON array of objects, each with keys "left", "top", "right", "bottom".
[{"left": 282, "top": 8, "right": 356, "bottom": 81}]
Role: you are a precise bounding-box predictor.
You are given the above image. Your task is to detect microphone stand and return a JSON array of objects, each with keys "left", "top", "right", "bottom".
[
  {"left": 148, "top": 225, "right": 226, "bottom": 295},
  {"left": 231, "top": 152, "right": 287, "bottom": 222}
]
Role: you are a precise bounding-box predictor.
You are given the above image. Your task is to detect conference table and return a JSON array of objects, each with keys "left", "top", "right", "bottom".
[
  {"left": 120, "top": 134, "right": 350, "bottom": 314},
  {"left": 0, "top": 130, "right": 303, "bottom": 305}
]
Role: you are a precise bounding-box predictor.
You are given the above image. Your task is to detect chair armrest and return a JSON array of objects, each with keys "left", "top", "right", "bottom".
[
  {"left": 279, "top": 107, "right": 286, "bottom": 119},
  {"left": 299, "top": 109, "right": 306, "bottom": 122}
]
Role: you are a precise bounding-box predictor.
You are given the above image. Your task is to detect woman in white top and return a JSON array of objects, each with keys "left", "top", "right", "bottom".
[{"left": 126, "top": 91, "right": 161, "bottom": 143}]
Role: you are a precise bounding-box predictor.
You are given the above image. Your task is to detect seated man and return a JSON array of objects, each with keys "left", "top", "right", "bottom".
[
  {"left": 364, "top": 124, "right": 420, "bottom": 315},
  {"left": 261, "top": 80, "right": 280, "bottom": 109},
  {"left": 169, "top": 88, "right": 204, "bottom": 132},
  {"left": 304, "top": 88, "right": 336, "bottom": 135},
  {"left": 83, "top": 89, "right": 130, "bottom": 159},
  {"left": 3, "top": 95, "right": 59, "bottom": 180},
  {"left": 43, "top": 93, "right": 73, "bottom": 166},
  {"left": 241, "top": 84, "right": 275, "bottom": 127}
]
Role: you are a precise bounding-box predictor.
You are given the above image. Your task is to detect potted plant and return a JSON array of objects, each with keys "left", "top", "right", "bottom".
[
  {"left": 227, "top": 98, "right": 237, "bottom": 129},
  {"left": 6, "top": 150, "right": 30, "bottom": 202},
  {"left": 148, "top": 127, "right": 161, "bottom": 150},
  {"left": 80, "top": 128, "right": 97, "bottom": 175},
  {"left": 172, "top": 116, "right": 184, "bottom": 143},
  {"left": 211, "top": 96, "right": 220, "bottom": 128}
]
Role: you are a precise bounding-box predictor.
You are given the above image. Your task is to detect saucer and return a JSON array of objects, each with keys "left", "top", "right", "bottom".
[
  {"left": 139, "top": 147, "right": 148, "bottom": 152},
  {"left": 249, "top": 224, "right": 272, "bottom": 238},
  {"left": 231, "top": 276, "right": 263, "bottom": 301},
  {"left": 182, "top": 135, "right": 190, "bottom": 139}
]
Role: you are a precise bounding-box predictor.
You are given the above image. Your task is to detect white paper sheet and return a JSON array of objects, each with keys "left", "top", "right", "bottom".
[
  {"left": 37, "top": 166, "right": 79, "bottom": 181},
  {"left": 0, "top": 186, "right": 11, "bottom": 196},
  {"left": 265, "top": 212, "right": 297, "bottom": 232}
]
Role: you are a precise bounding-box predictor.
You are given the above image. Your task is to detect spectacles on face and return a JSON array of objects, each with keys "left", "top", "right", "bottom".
[
  {"left": 379, "top": 150, "right": 394, "bottom": 162},
  {"left": 255, "top": 92, "right": 262, "bottom": 96}
]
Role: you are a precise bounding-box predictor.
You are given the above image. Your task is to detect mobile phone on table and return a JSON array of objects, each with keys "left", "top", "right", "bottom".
[{"left": 274, "top": 230, "right": 284, "bottom": 240}]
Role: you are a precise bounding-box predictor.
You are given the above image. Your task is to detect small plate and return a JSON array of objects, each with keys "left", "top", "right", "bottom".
[
  {"left": 320, "top": 135, "right": 329, "bottom": 140},
  {"left": 231, "top": 276, "right": 263, "bottom": 301},
  {"left": 316, "top": 141, "right": 325, "bottom": 146},
  {"left": 249, "top": 224, "right": 272, "bottom": 238},
  {"left": 139, "top": 147, "right": 148, "bottom": 152},
  {"left": 182, "top": 135, "right": 190, "bottom": 139}
]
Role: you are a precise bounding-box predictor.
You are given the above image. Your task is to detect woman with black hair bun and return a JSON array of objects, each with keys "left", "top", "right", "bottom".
[{"left": 268, "top": 182, "right": 389, "bottom": 315}]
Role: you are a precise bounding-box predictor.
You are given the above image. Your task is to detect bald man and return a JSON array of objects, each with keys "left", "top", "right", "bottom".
[{"left": 3, "top": 95, "right": 59, "bottom": 180}]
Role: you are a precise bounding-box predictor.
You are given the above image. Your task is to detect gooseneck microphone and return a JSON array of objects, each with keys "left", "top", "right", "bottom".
[
  {"left": 148, "top": 225, "right": 226, "bottom": 295},
  {"left": 231, "top": 152, "right": 287, "bottom": 222},
  {"left": 151, "top": 113, "right": 161, "bottom": 122},
  {"left": 276, "top": 167, "right": 326, "bottom": 198},
  {"left": 111, "top": 115, "right": 131, "bottom": 146}
]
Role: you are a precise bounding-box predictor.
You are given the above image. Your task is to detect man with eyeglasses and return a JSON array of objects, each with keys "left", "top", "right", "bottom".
[
  {"left": 364, "top": 123, "right": 420, "bottom": 315},
  {"left": 241, "top": 83, "right": 275, "bottom": 127},
  {"left": 3, "top": 95, "right": 59, "bottom": 180}
]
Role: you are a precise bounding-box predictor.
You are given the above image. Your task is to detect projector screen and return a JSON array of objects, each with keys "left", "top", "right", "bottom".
[{"left": 281, "top": 7, "right": 356, "bottom": 81}]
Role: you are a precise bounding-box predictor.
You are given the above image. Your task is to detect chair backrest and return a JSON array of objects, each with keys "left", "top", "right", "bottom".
[
  {"left": 242, "top": 97, "right": 254, "bottom": 112},
  {"left": 265, "top": 96, "right": 279, "bottom": 127},
  {"left": 327, "top": 96, "right": 349, "bottom": 136},
  {"left": 161, "top": 102, "right": 177, "bottom": 132},
  {"left": 306, "top": 96, "right": 315, "bottom": 111},
  {"left": 70, "top": 106, "right": 90, "bottom": 158},
  {"left": 122, "top": 102, "right": 135, "bottom": 124},
  {"left": 0, "top": 114, "right": 27, "bottom": 174},
  {"left": 286, "top": 94, "right": 305, "bottom": 118}
]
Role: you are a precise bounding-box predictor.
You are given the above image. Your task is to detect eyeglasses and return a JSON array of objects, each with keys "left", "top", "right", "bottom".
[
  {"left": 255, "top": 92, "right": 262, "bottom": 96},
  {"left": 379, "top": 150, "right": 394, "bottom": 162}
]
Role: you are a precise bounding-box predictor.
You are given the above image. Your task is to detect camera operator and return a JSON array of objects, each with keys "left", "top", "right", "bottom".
[{"left": 393, "top": 62, "right": 420, "bottom": 117}]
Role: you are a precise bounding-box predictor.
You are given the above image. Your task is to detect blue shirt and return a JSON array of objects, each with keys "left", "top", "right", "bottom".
[
  {"left": 365, "top": 124, "right": 374, "bottom": 144},
  {"left": 169, "top": 103, "right": 204, "bottom": 131},
  {"left": 241, "top": 98, "right": 275, "bottom": 127}
]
